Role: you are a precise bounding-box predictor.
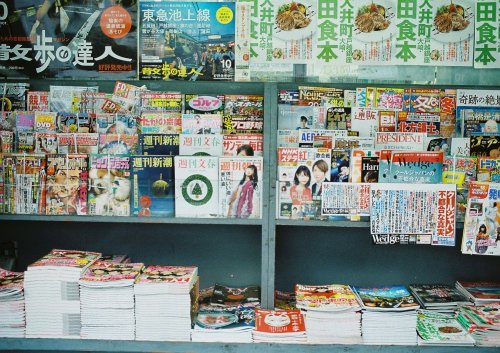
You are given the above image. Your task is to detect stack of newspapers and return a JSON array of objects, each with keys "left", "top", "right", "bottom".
[
  {"left": 79, "top": 261, "right": 144, "bottom": 340},
  {"left": 353, "top": 285, "right": 420, "bottom": 345},
  {"left": 134, "top": 265, "right": 198, "bottom": 341},
  {"left": 295, "top": 284, "right": 362, "bottom": 344},
  {"left": 24, "top": 249, "right": 100, "bottom": 338},
  {"left": 0, "top": 269, "right": 25, "bottom": 337}
]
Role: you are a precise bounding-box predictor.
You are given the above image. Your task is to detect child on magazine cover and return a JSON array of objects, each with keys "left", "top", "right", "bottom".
[
  {"left": 228, "top": 165, "right": 258, "bottom": 218},
  {"left": 290, "top": 165, "right": 313, "bottom": 206}
]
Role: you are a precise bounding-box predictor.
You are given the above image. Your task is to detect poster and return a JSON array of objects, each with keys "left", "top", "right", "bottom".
[
  {"left": 0, "top": 1, "right": 137, "bottom": 79},
  {"left": 138, "top": 1, "right": 235, "bottom": 81},
  {"left": 474, "top": 0, "right": 500, "bottom": 68}
]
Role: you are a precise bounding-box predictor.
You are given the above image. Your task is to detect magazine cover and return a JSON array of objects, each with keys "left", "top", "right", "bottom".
[
  {"left": 98, "top": 134, "right": 138, "bottom": 155},
  {"left": 378, "top": 111, "right": 397, "bottom": 132},
  {"left": 15, "top": 112, "right": 35, "bottom": 134},
  {"left": 375, "top": 132, "right": 426, "bottom": 151},
  {"left": 174, "top": 156, "right": 219, "bottom": 218},
  {"left": 34, "top": 112, "right": 57, "bottom": 132},
  {"left": 462, "top": 108, "right": 500, "bottom": 137},
  {"left": 0, "top": 83, "right": 29, "bottom": 111},
  {"left": 138, "top": 112, "right": 181, "bottom": 134},
  {"left": 298, "top": 86, "right": 343, "bottom": 106},
  {"left": 409, "top": 284, "right": 468, "bottom": 307},
  {"left": 450, "top": 137, "right": 470, "bottom": 157},
  {"left": 29, "top": 249, "right": 101, "bottom": 270},
  {"left": 131, "top": 155, "right": 174, "bottom": 217},
  {"left": 351, "top": 108, "right": 379, "bottom": 137},
  {"left": 462, "top": 181, "right": 500, "bottom": 256},
  {"left": 34, "top": 132, "right": 57, "bottom": 154},
  {"left": 470, "top": 136, "right": 500, "bottom": 157},
  {"left": 57, "top": 112, "right": 78, "bottom": 133},
  {"left": 477, "top": 157, "right": 500, "bottom": 182},
  {"left": 223, "top": 114, "right": 264, "bottom": 134},
  {"left": 370, "top": 183, "right": 457, "bottom": 247},
  {"left": 224, "top": 95, "right": 264, "bottom": 117},
  {"left": 330, "top": 149, "right": 350, "bottom": 183},
  {"left": 88, "top": 155, "right": 131, "bottom": 217},
  {"left": 295, "top": 284, "right": 360, "bottom": 311},
  {"left": 219, "top": 157, "right": 263, "bottom": 219},
  {"left": 139, "top": 1, "right": 236, "bottom": 81},
  {"left": 403, "top": 88, "right": 441, "bottom": 114},
  {"left": 0, "top": 2, "right": 137, "bottom": 79},
  {"left": 136, "top": 265, "right": 198, "bottom": 287},
  {"left": 80, "top": 261, "right": 144, "bottom": 283},
  {"left": 352, "top": 285, "right": 420, "bottom": 311},
  {"left": 179, "top": 134, "right": 223, "bottom": 156},
  {"left": 57, "top": 133, "right": 99, "bottom": 154},
  {"left": 456, "top": 90, "right": 500, "bottom": 137},
  {"left": 298, "top": 129, "right": 347, "bottom": 148},
  {"left": 50, "top": 86, "right": 99, "bottom": 112},
  {"left": 96, "top": 113, "right": 137, "bottom": 135},
  {"left": 73, "top": 91, "right": 108, "bottom": 114},
  {"left": 0, "top": 131, "right": 14, "bottom": 153},
  {"left": 46, "top": 154, "right": 88, "bottom": 216},
  {"left": 222, "top": 134, "right": 263, "bottom": 157},
  {"left": 254, "top": 308, "right": 305, "bottom": 334},
  {"left": 183, "top": 94, "right": 224, "bottom": 115},
  {"left": 195, "top": 302, "right": 256, "bottom": 331},
  {"left": 211, "top": 284, "right": 260, "bottom": 305},
  {"left": 111, "top": 81, "right": 146, "bottom": 114},
  {"left": 277, "top": 105, "right": 325, "bottom": 130},
  {"left": 139, "top": 92, "right": 183, "bottom": 113},
  {"left": 440, "top": 89, "right": 457, "bottom": 138},
  {"left": 182, "top": 114, "right": 223, "bottom": 134},
  {"left": 416, "top": 310, "right": 475, "bottom": 346},
  {"left": 389, "top": 151, "right": 444, "bottom": 184},
  {"left": 139, "top": 134, "right": 180, "bottom": 156},
  {"left": 321, "top": 182, "right": 370, "bottom": 217},
  {"left": 2, "top": 153, "right": 46, "bottom": 215},
  {"left": 397, "top": 112, "right": 441, "bottom": 136}
]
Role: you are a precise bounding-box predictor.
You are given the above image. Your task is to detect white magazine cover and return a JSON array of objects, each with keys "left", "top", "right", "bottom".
[
  {"left": 175, "top": 156, "right": 219, "bottom": 218},
  {"left": 321, "top": 182, "right": 370, "bottom": 217}
]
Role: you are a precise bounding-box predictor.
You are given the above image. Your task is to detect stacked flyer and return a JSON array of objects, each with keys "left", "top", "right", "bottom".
[
  {"left": 134, "top": 265, "right": 198, "bottom": 341},
  {"left": 0, "top": 269, "right": 25, "bottom": 337},
  {"left": 79, "top": 261, "right": 144, "bottom": 340},
  {"left": 409, "top": 284, "right": 469, "bottom": 314},
  {"left": 24, "top": 249, "right": 101, "bottom": 338},
  {"left": 295, "top": 284, "right": 361, "bottom": 344},
  {"left": 416, "top": 309, "right": 475, "bottom": 346},
  {"left": 252, "top": 308, "right": 306, "bottom": 343},
  {"left": 192, "top": 284, "right": 259, "bottom": 343},
  {"left": 353, "top": 285, "right": 420, "bottom": 345}
]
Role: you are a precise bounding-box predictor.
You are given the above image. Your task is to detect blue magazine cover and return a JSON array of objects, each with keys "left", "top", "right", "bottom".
[{"left": 131, "top": 155, "right": 174, "bottom": 217}]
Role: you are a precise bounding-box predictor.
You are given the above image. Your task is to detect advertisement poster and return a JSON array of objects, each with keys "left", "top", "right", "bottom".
[
  {"left": 474, "top": 0, "right": 500, "bottom": 68},
  {"left": 139, "top": 1, "right": 235, "bottom": 81},
  {"left": 0, "top": 1, "right": 137, "bottom": 79}
]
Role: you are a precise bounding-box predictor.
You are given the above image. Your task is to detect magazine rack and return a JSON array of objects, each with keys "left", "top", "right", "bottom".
[{"left": 1, "top": 75, "right": 500, "bottom": 352}]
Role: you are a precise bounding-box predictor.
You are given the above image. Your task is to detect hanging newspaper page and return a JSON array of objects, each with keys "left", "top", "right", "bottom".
[
  {"left": 370, "top": 183, "right": 457, "bottom": 246},
  {"left": 321, "top": 182, "right": 370, "bottom": 217},
  {"left": 0, "top": 1, "right": 137, "bottom": 79},
  {"left": 139, "top": 1, "right": 235, "bottom": 81},
  {"left": 462, "top": 181, "right": 500, "bottom": 256},
  {"left": 250, "top": 0, "right": 316, "bottom": 64},
  {"left": 474, "top": 0, "right": 500, "bottom": 69}
]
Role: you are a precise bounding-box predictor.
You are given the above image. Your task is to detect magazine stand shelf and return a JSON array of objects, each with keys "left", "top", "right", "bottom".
[{"left": 1, "top": 76, "right": 500, "bottom": 352}]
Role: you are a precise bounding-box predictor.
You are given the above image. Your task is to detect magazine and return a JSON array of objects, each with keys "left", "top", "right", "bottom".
[
  {"left": 98, "top": 134, "right": 138, "bottom": 155},
  {"left": 182, "top": 114, "right": 223, "bottom": 134},
  {"left": 57, "top": 133, "right": 99, "bottom": 155},
  {"left": 139, "top": 134, "right": 180, "bottom": 156},
  {"left": 46, "top": 154, "right": 88, "bottom": 216},
  {"left": 352, "top": 285, "right": 420, "bottom": 311},
  {"left": 321, "top": 182, "right": 370, "bottom": 217},
  {"left": 416, "top": 309, "right": 475, "bottom": 346},
  {"left": 222, "top": 134, "right": 263, "bottom": 157},
  {"left": 138, "top": 112, "right": 181, "bottom": 134},
  {"left": 139, "top": 92, "right": 183, "bottom": 113},
  {"left": 131, "top": 155, "right": 174, "bottom": 217},
  {"left": 34, "top": 132, "right": 58, "bottom": 154},
  {"left": 179, "top": 134, "right": 223, "bottom": 156},
  {"left": 219, "top": 157, "right": 263, "bottom": 219},
  {"left": 461, "top": 181, "right": 500, "bottom": 256},
  {"left": 351, "top": 108, "right": 379, "bottom": 137},
  {"left": 88, "top": 155, "right": 131, "bottom": 217},
  {"left": 295, "top": 284, "right": 360, "bottom": 311},
  {"left": 409, "top": 284, "right": 469, "bottom": 307},
  {"left": 388, "top": 151, "right": 444, "bottom": 184},
  {"left": 184, "top": 95, "right": 224, "bottom": 115},
  {"left": 211, "top": 284, "right": 260, "bottom": 306},
  {"left": 96, "top": 113, "right": 137, "bottom": 135},
  {"left": 375, "top": 132, "right": 426, "bottom": 151}
]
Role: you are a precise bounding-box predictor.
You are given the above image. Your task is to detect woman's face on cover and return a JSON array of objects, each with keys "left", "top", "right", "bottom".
[
  {"left": 312, "top": 165, "right": 325, "bottom": 182},
  {"left": 297, "top": 171, "right": 309, "bottom": 185}
]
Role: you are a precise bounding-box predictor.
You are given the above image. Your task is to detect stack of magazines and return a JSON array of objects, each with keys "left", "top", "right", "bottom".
[
  {"left": 416, "top": 309, "right": 475, "bottom": 346},
  {"left": 24, "top": 249, "right": 101, "bottom": 338},
  {"left": 457, "top": 303, "right": 500, "bottom": 346},
  {"left": 295, "top": 284, "right": 362, "bottom": 344},
  {"left": 134, "top": 265, "right": 198, "bottom": 341},
  {"left": 252, "top": 308, "right": 307, "bottom": 343},
  {"left": 0, "top": 269, "right": 25, "bottom": 337},
  {"left": 192, "top": 285, "right": 259, "bottom": 343},
  {"left": 409, "top": 284, "right": 469, "bottom": 313},
  {"left": 79, "top": 261, "right": 144, "bottom": 340},
  {"left": 455, "top": 280, "right": 500, "bottom": 304},
  {"left": 353, "top": 285, "right": 420, "bottom": 345}
]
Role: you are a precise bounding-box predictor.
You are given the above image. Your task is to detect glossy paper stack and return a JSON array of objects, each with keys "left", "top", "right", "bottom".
[
  {"left": 24, "top": 249, "right": 101, "bottom": 338},
  {"left": 134, "top": 265, "right": 198, "bottom": 341},
  {"left": 353, "top": 285, "right": 420, "bottom": 345},
  {"left": 0, "top": 269, "right": 25, "bottom": 337},
  {"left": 79, "top": 261, "right": 144, "bottom": 340},
  {"left": 295, "top": 284, "right": 362, "bottom": 344}
]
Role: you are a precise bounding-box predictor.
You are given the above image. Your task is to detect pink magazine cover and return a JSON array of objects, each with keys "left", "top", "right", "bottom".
[
  {"left": 80, "top": 261, "right": 144, "bottom": 282},
  {"left": 28, "top": 249, "right": 101, "bottom": 269},
  {"left": 136, "top": 265, "right": 197, "bottom": 284}
]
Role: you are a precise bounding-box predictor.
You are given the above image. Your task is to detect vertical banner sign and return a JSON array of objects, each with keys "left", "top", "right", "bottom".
[
  {"left": 474, "top": 0, "right": 500, "bottom": 68},
  {"left": 250, "top": 0, "right": 316, "bottom": 63},
  {"left": 0, "top": 1, "right": 137, "bottom": 79},
  {"left": 139, "top": 1, "right": 236, "bottom": 81}
]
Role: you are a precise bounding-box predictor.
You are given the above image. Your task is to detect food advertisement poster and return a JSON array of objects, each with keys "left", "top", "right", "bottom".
[
  {"left": 139, "top": 1, "right": 236, "bottom": 81},
  {"left": 474, "top": 0, "right": 500, "bottom": 68},
  {"left": 0, "top": 1, "right": 137, "bottom": 79}
]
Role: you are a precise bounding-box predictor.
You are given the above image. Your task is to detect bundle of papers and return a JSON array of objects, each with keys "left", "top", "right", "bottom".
[
  {"left": 253, "top": 308, "right": 306, "bottom": 343},
  {"left": 409, "top": 284, "right": 469, "bottom": 313},
  {"left": 134, "top": 265, "right": 198, "bottom": 341},
  {"left": 295, "top": 284, "right": 361, "bottom": 344},
  {"left": 0, "top": 269, "right": 25, "bottom": 337},
  {"left": 192, "top": 302, "right": 257, "bottom": 343},
  {"left": 457, "top": 302, "right": 500, "bottom": 346},
  {"left": 456, "top": 280, "right": 500, "bottom": 305},
  {"left": 24, "top": 249, "right": 100, "bottom": 338},
  {"left": 79, "top": 261, "right": 144, "bottom": 340},
  {"left": 417, "top": 309, "right": 475, "bottom": 346},
  {"left": 353, "top": 285, "right": 419, "bottom": 345}
]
